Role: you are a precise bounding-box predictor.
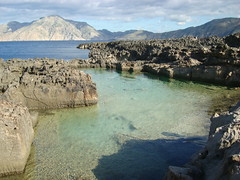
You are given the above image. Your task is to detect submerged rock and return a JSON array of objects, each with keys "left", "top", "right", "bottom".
[{"left": 0, "top": 99, "right": 36, "bottom": 177}]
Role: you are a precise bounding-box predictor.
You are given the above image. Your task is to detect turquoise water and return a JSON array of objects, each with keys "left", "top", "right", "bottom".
[{"left": 3, "top": 69, "right": 233, "bottom": 180}]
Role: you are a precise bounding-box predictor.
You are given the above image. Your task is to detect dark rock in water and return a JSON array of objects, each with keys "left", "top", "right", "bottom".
[{"left": 77, "top": 33, "right": 240, "bottom": 86}]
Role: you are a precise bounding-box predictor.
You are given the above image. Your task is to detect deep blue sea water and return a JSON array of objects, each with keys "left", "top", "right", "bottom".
[
  {"left": 0, "top": 41, "right": 90, "bottom": 60},
  {"left": 0, "top": 41, "right": 235, "bottom": 180}
]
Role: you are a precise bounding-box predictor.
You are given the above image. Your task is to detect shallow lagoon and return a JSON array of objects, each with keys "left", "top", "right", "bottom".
[{"left": 2, "top": 68, "right": 239, "bottom": 180}]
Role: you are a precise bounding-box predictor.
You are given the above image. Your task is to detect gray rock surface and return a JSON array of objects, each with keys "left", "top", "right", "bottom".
[
  {"left": 165, "top": 102, "right": 240, "bottom": 180},
  {"left": 1, "top": 58, "right": 98, "bottom": 109},
  {"left": 78, "top": 33, "right": 240, "bottom": 86},
  {"left": 0, "top": 99, "right": 35, "bottom": 177},
  {"left": 0, "top": 58, "right": 98, "bottom": 177}
]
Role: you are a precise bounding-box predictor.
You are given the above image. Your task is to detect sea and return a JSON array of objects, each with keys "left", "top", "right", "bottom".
[
  {"left": 0, "top": 41, "right": 90, "bottom": 60},
  {"left": 0, "top": 41, "right": 236, "bottom": 180}
]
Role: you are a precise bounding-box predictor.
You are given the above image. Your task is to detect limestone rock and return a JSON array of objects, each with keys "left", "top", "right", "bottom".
[
  {"left": 165, "top": 102, "right": 240, "bottom": 180},
  {"left": 0, "top": 99, "right": 35, "bottom": 177},
  {"left": 1, "top": 58, "right": 98, "bottom": 109},
  {"left": 78, "top": 33, "right": 240, "bottom": 86}
]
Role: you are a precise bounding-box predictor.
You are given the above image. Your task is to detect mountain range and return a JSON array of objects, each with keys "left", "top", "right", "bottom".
[{"left": 0, "top": 15, "right": 239, "bottom": 41}]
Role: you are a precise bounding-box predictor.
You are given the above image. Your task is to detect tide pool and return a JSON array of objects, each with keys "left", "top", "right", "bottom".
[{"left": 2, "top": 69, "right": 237, "bottom": 180}]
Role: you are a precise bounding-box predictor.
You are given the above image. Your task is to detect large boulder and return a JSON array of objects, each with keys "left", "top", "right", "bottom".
[{"left": 0, "top": 99, "right": 35, "bottom": 176}]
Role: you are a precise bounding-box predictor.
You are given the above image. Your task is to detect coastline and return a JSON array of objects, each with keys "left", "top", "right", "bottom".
[
  {"left": 0, "top": 33, "right": 239, "bottom": 179},
  {"left": 76, "top": 33, "right": 240, "bottom": 179},
  {"left": 0, "top": 58, "right": 98, "bottom": 177}
]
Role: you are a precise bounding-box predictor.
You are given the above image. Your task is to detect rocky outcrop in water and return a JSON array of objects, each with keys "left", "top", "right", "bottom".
[
  {"left": 77, "top": 33, "right": 240, "bottom": 86},
  {"left": 77, "top": 34, "right": 240, "bottom": 179},
  {"left": 165, "top": 101, "right": 240, "bottom": 180},
  {"left": 0, "top": 99, "right": 36, "bottom": 177},
  {"left": 1, "top": 58, "right": 98, "bottom": 109},
  {"left": 0, "top": 58, "right": 98, "bottom": 177}
]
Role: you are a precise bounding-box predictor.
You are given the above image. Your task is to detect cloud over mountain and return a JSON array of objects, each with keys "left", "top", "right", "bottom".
[
  {"left": 0, "top": 0, "right": 239, "bottom": 32},
  {"left": 0, "top": 16, "right": 239, "bottom": 41}
]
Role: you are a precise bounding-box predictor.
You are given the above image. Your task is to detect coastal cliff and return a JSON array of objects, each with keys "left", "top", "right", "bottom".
[
  {"left": 77, "top": 33, "right": 240, "bottom": 86},
  {"left": 0, "top": 58, "right": 98, "bottom": 176}
]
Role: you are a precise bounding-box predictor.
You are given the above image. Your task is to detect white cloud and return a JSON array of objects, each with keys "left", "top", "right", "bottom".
[
  {"left": 0, "top": 0, "right": 239, "bottom": 30},
  {"left": 168, "top": 14, "right": 192, "bottom": 25}
]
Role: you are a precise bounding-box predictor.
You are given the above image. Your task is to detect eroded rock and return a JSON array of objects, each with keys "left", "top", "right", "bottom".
[
  {"left": 0, "top": 99, "right": 35, "bottom": 177},
  {"left": 165, "top": 102, "right": 240, "bottom": 180},
  {"left": 1, "top": 58, "right": 98, "bottom": 109},
  {"left": 78, "top": 33, "right": 240, "bottom": 86}
]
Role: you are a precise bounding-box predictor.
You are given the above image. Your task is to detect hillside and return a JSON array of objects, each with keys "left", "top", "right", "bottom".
[
  {"left": 0, "top": 16, "right": 100, "bottom": 41},
  {"left": 0, "top": 16, "right": 239, "bottom": 41},
  {"left": 153, "top": 17, "right": 240, "bottom": 39}
]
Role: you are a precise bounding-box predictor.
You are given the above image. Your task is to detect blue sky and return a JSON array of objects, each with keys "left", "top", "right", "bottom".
[{"left": 0, "top": 0, "right": 239, "bottom": 32}]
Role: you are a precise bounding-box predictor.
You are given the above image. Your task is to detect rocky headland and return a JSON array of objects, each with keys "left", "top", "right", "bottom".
[
  {"left": 77, "top": 33, "right": 240, "bottom": 179},
  {"left": 0, "top": 58, "right": 98, "bottom": 176}
]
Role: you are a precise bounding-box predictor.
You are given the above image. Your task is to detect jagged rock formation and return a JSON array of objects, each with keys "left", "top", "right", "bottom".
[
  {"left": 77, "top": 33, "right": 240, "bottom": 86},
  {"left": 165, "top": 101, "right": 240, "bottom": 180},
  {"left": 0, "top": 99, "right": 36, "bottom": 177},
  {"left": 0, "top": 58, "right": 98, "bottom": 177},
  {"left": 0, "top": 58, "right": 98, "bottom": 109}
]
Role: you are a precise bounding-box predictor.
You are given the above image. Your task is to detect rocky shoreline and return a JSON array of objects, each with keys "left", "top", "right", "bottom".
[
  {"left": 77, "top": 34, "right": 240, "bottom": 179},
  {"left": 77, "top": 33, "right": 240, "bottom": 86},
  {"left": 0, "top": 33, "right": 239, "bottom": 179},
  {"left": 0, "top": 58, "right": 98, "bottom": 176},
  {"left": 166, "top": 102, "right": 240, "bottom": 179}
]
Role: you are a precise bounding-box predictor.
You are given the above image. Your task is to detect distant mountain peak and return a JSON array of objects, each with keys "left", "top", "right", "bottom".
[
  {"left": 0, "top": 16, "right": 100, "bottom": 41},
  {"left": 0, "top": 16, "right": 239, "bottom": 41}
]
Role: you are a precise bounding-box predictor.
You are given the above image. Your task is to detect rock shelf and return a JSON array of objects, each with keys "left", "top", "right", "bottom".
[
  {"left": 78, "top": 33, "right": 240, "bottom": 86},
  {"left": 0, "top": 58, "right": 98, "bottom": 176},
  {"left": 77, "top": 34, "right": 240, "bottom": 179}
]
